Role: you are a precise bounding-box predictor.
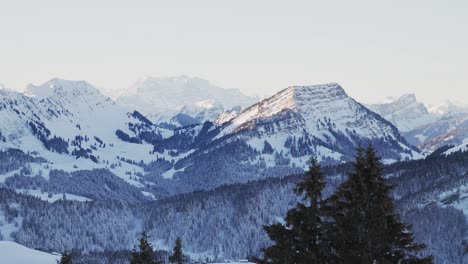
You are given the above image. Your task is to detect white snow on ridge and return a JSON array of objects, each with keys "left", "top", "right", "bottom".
[
  {"left": 212, "top": 83, "right": 421, "bottom": 163},
  {"left": 0, "top": 241, "right": 60, "bottom": 264},
  {"left": 443, "top": 141, "right": 468, "bottom": 155}
]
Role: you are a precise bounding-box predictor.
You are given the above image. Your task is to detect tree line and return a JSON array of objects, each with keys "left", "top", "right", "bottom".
[
  {"left": 57, "top": 233, "right": 186, "bottom": 264},
  {"left": 56, "top": 146, "right": 435, "bottom": 264}
]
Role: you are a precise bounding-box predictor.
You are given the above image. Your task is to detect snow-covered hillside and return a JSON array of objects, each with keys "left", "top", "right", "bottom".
[
  {"left": 0, "top": 241, "right": 60, "bottom": 264},
  {"left": 443, "top": 141, "right": 468, "bottom": 155},
  {"left": 116, "top": 76, "right": 257, "bottom": 125},
  {"left": 0, "top": 79, "right": 175, "bottom": 186}
]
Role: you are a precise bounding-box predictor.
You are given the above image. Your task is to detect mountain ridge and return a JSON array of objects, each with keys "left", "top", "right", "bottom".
[{"left": 0, "top": 78, "right": 422, "bottom": 197}]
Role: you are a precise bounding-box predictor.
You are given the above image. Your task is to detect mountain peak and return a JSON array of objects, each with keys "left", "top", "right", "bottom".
[
  {"left": 290, "top": 83, "right": 347, "bottom": 100},
  {"left": 367, "top": 93, "right": 434, "bottom": 132},
  {"left": 24, "top": 78, "right": 101, "bottom": 99},
  {"left": 395, "top": 93, "right": 417, "bottom": 104},
  {"left": 230, "top": 83, "right": 349, "bottom": 127}
]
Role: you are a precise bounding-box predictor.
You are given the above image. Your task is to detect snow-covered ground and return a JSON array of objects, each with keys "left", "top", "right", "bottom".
[{"left": 0, "top": 241, "right": 60, "bottom": 264}]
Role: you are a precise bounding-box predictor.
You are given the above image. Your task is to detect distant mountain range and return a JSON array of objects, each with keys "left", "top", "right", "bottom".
[
  {"left": 367, "top": 94, "right": 436, "bottom": 132},
  {"left": 1, "top": 77, "right": 465, "bottom": 194},
  {"left": 368, "top": 94, "right": 467, "bottom": 153},
  {"left": 116, "top": 76, "right": 258, "bottom": 127}
]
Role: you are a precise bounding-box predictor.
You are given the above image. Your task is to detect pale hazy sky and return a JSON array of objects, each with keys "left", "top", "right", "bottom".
[{"left": 0, "top": 0, "right": 466, "bottom": 104}]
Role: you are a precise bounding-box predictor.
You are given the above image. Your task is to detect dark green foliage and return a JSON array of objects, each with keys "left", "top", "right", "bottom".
[
  {"left": 131, "top": 111, "right": 153, "bottom": 126},
  {"left": 29, "top": 121, "right": 69, "bottom": 154},
  {"left": 324, "top": 147, "right": 433, "bottom": 264},
  {"left": 260, "top": 158, "right": 332, "bottom": 263},
  {"left": 5, "top": 168, "right": 147, "bottom": 202},
  {"left": 0, "top": 148, "right": 46, "bottom": 174},
  {"left": 168, "top": 237, "right": 184, "bottom": 264},
  {"left": 262, "top": 140, "right": 274, "bottom": 154},
  {"left": 131, "top": 232, "right": 161, "bottom": 264},
  {"left": 261, "top": 147, "right": 434, "bottom": 263},
  {"left": 116, "top": 129, "right": 142, "bottom": 144},
  {"left": 57, "top": 253, "right": 72, "bottom": 264}
]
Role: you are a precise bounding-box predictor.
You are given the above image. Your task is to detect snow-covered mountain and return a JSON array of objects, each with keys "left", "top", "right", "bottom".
[
  {"left": 403, "top": 112, "right": 468, "bottom": 154},
  {"left": 116, "top": 76, "right": 257, "bottom": 125},
  {"left": 367, "top": 94, "right": 436, "bottom": 132},
  {"left": 368, "top": 94, "right": 468, "bottom": 154},
  {"left": 0, "top": 79, "right": 421, "bottom": 197},
  {"left": 0, "top": 78, "right": 174, "bottom": 186},
  {"left": 146, "top": 83, "right": 421, "bottom": 193},
  {"left": 219, "top": 83, "right": 420, "bottom": 162}
]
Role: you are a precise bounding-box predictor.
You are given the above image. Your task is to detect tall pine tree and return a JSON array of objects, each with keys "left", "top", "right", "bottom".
[
  {"left": 130, "top": 232, "right": 161, "bottom": 264},
  {"left": 260, "top": 158, "right": 332, "bottom": 263},
  {"left": 324, "top": 146, "right": 432, "bottom": 263},
  {"left": 168, "top": 237, "right": 184, "bottom": 264}
]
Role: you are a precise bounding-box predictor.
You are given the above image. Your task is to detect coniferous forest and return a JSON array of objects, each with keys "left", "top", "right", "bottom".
[{"left": 1, "top": 147, "right": 466, "bottom": 263}]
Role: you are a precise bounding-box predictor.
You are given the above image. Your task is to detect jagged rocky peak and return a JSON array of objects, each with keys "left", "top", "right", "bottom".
[
  {"left": 393, "top": 94, "right": 427, "bottom": 113},
  {"left": 24, "top": 78, "right": 101, "bottom": 99},
  {"left": 373, "top": 93, "right": 427, "bottom": 114},
  {"left": 367, "top": 93, "right": 434, "bottom": 132}
]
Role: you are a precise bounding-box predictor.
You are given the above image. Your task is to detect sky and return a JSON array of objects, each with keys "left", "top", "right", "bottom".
[{"left": 0, "top": 0, "right": 467, "bottom": 104}]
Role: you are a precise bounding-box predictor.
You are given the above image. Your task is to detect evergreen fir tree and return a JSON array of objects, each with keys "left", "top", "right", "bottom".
[
  {"left": 168, "top": 237, "right": 184, "bottom": 264},
  {"left": 130, "top": 232, "right": 160, "bottom": 264},
  {"left": 57, "top": 253, "right": 72, "bottom": 264},
  {"left": 260, "top": 158, "right": 332, "bottom": 263},
  {"left": 324, "top": 146, "right": 433, "bottom": 264}
]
